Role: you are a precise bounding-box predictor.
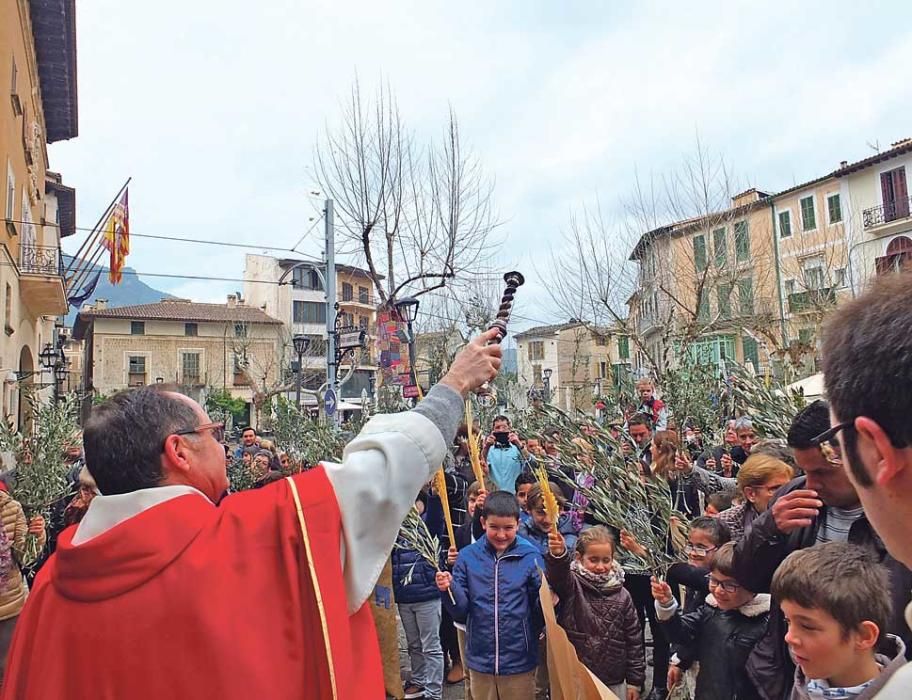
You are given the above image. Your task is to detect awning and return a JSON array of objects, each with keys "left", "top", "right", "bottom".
[{"left": 787, "top": 373, "right": 825, "bottom": 401}]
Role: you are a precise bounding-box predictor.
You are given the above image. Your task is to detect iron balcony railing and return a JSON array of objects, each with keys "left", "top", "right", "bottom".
[
  {"left": 863, "top": 197, "right": 912, "bottom": 229},
  {"left": 788, "top": 287, "right": 837, "bottom": 314},
  {"left": 19, "top": 243, "right": 62, "bottom": 276}
]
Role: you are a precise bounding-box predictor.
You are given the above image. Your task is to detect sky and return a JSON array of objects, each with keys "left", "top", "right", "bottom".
[{"left": 51, "top": 0, "right": 912, "bottom": 335}]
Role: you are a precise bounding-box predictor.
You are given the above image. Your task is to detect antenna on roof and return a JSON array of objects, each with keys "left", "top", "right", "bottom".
[{"left": 867, "top": 140, "right": 881, "bottom": 153}]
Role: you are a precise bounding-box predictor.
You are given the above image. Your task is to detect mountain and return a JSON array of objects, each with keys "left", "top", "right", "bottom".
[{"left": 63, "top": 255, "right": 174, "bottom": 326}]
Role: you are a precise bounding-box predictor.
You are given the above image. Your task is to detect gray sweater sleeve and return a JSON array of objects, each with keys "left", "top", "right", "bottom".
[{"left": 412, "top": 383, "right": 465, "bottom": 447}]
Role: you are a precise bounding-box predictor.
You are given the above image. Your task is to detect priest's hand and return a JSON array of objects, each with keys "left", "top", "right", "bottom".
[
  {"left": 439, "top": 329, "right": 502, "bottom": 397},
  {"left": 436, "top": 571, "right": 453, "bottom": 592}
]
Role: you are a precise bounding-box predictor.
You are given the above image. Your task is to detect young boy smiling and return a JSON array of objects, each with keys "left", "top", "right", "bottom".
[{"left": 772, "top": 542, "right": 907, "bottom": 700}]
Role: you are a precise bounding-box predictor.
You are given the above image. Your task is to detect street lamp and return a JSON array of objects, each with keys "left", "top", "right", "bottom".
[
  {"left": 542, "top": 368, "right": 553, "bottom": 404},
  {"left": 293, "top": 334, "right": 311, "bottom": 409},
  {"left": 394, "top": 297, "right": 420, "bottom": 398},
  {"left": 38, "top": 343, "right": 57, "bottom": 370}
]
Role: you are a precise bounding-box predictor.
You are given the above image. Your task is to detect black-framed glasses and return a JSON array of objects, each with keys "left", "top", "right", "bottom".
[
  {"left": 811, "top": 421, "right": 853, "bottom": 466},
  {"left": 706, "top": 574, "right": 742, "bottom": 593},
  {"left": 173, "top": 421, "right": 225, "bottom": 444}
]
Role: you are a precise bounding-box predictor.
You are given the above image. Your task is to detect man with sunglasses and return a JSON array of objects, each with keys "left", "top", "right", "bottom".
[
  {"left": 818, "top": 272, "right": 912, "bottom": 699},
  {"left": 1, "top": 330, "right": 503, "bottom": 700},
  {"left": 730, "top": 401, "right": 912, "bottom": 700}
]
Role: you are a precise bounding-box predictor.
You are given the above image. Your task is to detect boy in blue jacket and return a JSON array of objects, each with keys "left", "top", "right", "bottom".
[{"left": 436, "top": 491, "right": 544, "bottom": 698}]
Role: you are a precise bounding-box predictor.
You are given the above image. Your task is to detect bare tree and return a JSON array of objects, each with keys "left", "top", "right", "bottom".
[{"left": 315, "top": 81, "right": 499, "bottom": 304}]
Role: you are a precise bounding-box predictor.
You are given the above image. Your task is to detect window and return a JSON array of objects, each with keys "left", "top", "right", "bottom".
[
  {"left": 737, "top": 277, "right": 753, "bottom": 316},
  {"left": 6, "top": 163, "right": 15, "bottom": 221},
  {"left": 4, "top": 283, "right": 12, "bottom": 335},
  {"left": 713, "top": 228, "right": 727, "bottom": 268},
  {"left": 697, "top": 287, "right": 710, "bottom": 321},
  {"left": 293, "top": 301, "right": 327, "bottom": 324},
  {"left": 128, "top": 356, "right": 146, "bottom": 386},
  {"left": 599, "top": 361, "right": 608, "bottom": 379},
  {"left": 10, "top": 56, "right": 17, "bottom": 96},
  {"left": 594, "top": 334, "right": 608, "bottom": 346},
  {"left": 734, "top": 222, "right": 750, "bottom": 261},
  {"left": 784, "top": 278, "right": 796, "bottom": 295},
  {"left": 834, "top": 267, "right": 847, "bottom": 287},
  {"left": 358, "top": 286, "right": 370, "bottom": 304},
  {"left": 358, "top": 315, "right": 368, "bottom": 330},
  {"left": 528, "top": 340, "right": 545, "bottom": 361},
  {"left": 182, "top": 353, "right": 201, "bottom": 384},
  {"left": 292, "top": 267, "right": 323, "bottom": 291},
  {"left": 130, "top": 321, "right": 145, "bottom": 335},
  {"left": 693, "top": 235, "right": 707, "bottom": 272},
  {"left": 798, "top": 327, "right": 814, "bottom": 345},
  {"left": 531, "top": 364, "right": 542, "bottom": 385},
  {"left": 802, "top": 256, "right": 825, "bottom": 290},
  {"left": 234, "top": 322, "right": 248, "bottom": 338},
  {"left": 686, "top": 336, "right": 736, "bottom": 367},
  {"left": 827, "top": 194, "right": 842, "bottom": 224},
  {"left": 233, "top": 352, "right": 249, "bottom": 385},
  {"left": 341, "top": 282, "right": 353, "bottom": 302},
  {"left": 778, "top": 210, "right": 792, "bottom": 238},
  {"left": 717, "top": 284, "right": 732, "bottom": 320},
  {"left": 617, "top": 335, "right": 630, "bottom": 360},
  {"left": 742, "top": 336, "right": 759, "bottom": 373},
  {"left": 303, "top": 335, "right": 327, "bottom": 354},
  {"left": 800, "top": 196, "right": 816, "bottom": 231},
  {"left": 185, "top": 323, "right": 198, "bottom": 337},
  {"left": 880, "top": 167, "right": 909, "bottom": 222}
]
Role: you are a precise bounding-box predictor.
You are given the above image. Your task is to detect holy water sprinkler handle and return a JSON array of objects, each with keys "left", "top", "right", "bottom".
[
  {"left": 476, "top": 271, "right": 524, "bottom": 406},
  {"left": 487, "top": 271, "right": 525, "bottom": 344}
]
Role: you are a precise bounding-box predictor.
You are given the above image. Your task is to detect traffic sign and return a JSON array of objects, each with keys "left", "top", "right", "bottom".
[
  {"left": 402, "top": 385, "right": 420, "bottom": 399},
  {"left": 324, "top": 388, "right": 337, "bottom": 416}
]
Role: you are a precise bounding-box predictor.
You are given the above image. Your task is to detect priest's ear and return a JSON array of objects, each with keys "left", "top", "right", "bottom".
[{"left": 162, "top": 434, "right": 194, "bottom": 477}]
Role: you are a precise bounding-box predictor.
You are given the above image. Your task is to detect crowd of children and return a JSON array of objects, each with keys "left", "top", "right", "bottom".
[{"left": 393, "top": 383, "right": 910, "bottom": 700}]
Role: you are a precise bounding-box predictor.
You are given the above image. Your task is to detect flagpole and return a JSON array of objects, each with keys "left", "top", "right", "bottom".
[
  {"left": 67, "top": 238, "right": 110, "bottom": 298},
  {"left": 65, "top": 177, "right": 131, "bottom": 279}
]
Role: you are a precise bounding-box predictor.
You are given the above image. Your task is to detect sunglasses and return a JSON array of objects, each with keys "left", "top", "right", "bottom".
[
  {"left": 810, "top": 421, "right": 853, "bottom": 466},
  {"left": 173, "top": 421, "right": 226, "bottom": 444}
]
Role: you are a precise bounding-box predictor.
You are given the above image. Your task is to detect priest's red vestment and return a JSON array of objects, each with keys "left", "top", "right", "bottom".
[{"left": 1, "top": 467, "right": 381, "bottom": 699}]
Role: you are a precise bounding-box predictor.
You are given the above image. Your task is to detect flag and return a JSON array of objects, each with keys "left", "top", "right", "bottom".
[
  {"left": 67, "top": 270, "right": 102, "bottom": 309},
  {"left": 106, "top": 189, "right": 130, "bottom": 284}
]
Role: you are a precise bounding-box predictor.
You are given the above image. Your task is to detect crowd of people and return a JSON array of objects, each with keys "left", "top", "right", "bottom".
[{"left": 0, "top": 276, "right": 911, "bottom": 699}]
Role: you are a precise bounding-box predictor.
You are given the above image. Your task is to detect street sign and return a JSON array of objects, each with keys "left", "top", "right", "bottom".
[
  {"left": 402, "top": 385, "right": 420, "bottom": 399},
  {"left": 338, "top": 329, "right": 367, "bottom": 350},
  {"left": 324, "top": 388, "right": 337, "bottom": 416}
]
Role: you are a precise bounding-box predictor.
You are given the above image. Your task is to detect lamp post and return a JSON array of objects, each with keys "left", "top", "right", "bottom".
[
  {"left": 293, "top": 334, "right": 311, "bottom": 410},
  {"left": 542, "top": 368, "right": 553, "bottom": 404},
  {"left": 394, "top": 296, "right": 420, "bottom": 400}
]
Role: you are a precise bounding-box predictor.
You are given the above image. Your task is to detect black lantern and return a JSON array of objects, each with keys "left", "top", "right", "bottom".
[
  {"left": 394, "top": 296, "right": 420, "bottom": 324},
  {"left": 293, "top": 334, "right": 311, "bottom": 356},
  {"left": 38, "top": 343, "right": 57, "bottom": 370}
]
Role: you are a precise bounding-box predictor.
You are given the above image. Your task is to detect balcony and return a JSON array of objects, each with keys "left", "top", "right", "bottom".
[
  {"left": 788, "top": 287, "right": 837, "bottom": 314},
  {"left": 637, "top": 314, "right": 658, "bottom": 335},
  {"left": 338, "top": 292, "right": 377, "bottom": 310},
  {"left": 19, "top": 243, "right": 67, "bottom": 316},
  {"left": 863, "top": 197, "right": 912, "bottom": 230}
]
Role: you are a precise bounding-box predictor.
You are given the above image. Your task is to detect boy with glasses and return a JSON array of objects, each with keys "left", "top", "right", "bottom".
[{"left": 652, "top": 542, "right": 770, "bottom": 699}]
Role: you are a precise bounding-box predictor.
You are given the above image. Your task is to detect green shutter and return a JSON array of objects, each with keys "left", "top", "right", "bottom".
[
  {"left": 778, "top": 211, "right": 792, "bottom": 238},
  {"left": 738, "top": 277, "right": 754, "bottom": 315},
  {"left": 828, "top": 194, "right": 842, "bottom": 223},
  {"left": 801, "top": 197, "right": 816, "bottom": 231},
  {"left": 713, "top": 228, "right": 727, "bottom": 267},
  {"left": 717, "top": 284, "right": 732, "bottom": 319},
  {"left": 742, "top": 336, "right": 759, "bottom": 372},
  {"left": 617, "top": 335, "right": 629, "bottom": 360},
  {"left": 693, "top": 235, "right": 707, "bottom": 271},
  {"left": 697, "top": 288, "right": 710, "bottom": 320},
  {"left": 735, "top": 222, "right": 750, "bottom": 261}
]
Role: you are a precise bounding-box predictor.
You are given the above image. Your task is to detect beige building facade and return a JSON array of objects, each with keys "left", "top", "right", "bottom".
[
  {"left": 73, "top": 298, "right": 283, "bottom": 427},
  {"left": 1, "top": 0, "right": 77, "bottom": 425}
]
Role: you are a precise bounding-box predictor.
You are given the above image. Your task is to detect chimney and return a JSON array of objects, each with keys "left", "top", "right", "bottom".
[
  {"left": 227, "top": 294, "right": 237, "bottom": 308},
  {"left": 840, "top": 160, "right": 848, "bottom": 169},
  {"left": 95, "top": 299, "right": 108, "bottom": 310}
]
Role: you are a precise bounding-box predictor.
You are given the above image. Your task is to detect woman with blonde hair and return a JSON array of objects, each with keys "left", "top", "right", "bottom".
[{"left": 718, "top": 454, "right": 794, "bottom": 542}]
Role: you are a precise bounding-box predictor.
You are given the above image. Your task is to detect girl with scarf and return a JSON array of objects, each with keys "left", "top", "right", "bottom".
[{"left": 546, "top": 526, "right": 645, "bottom": 700}]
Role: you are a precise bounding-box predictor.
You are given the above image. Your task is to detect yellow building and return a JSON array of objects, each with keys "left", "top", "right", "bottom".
[
  {"left": 628, "top": 189, "right": 780, "bottom": 376},
  {"left": 1, "top": 0, "right": 77, "bottom": 425}
]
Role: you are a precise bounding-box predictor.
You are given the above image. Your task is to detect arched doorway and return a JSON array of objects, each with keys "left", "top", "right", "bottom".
[
  {"left": 876, "top": 235, "right": 912, "bottom": 274},
  {"left": 18, "top": 346, "right": 34, "bottom": 433}
]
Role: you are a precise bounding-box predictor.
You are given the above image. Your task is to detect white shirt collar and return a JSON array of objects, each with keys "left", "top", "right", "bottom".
[{"left": 72, "top": 485, "right": 210, "bottom": 545}]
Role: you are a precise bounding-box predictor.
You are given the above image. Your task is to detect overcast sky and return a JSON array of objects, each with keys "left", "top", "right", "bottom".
[{"left": 51, "top": 0, "right": 912, "bottom": 333}]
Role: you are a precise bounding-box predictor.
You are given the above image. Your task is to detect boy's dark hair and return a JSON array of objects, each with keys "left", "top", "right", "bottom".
[
  {"left": 822, "top": 273, "right": 912, "bottom": 487},
  {"left": 710, "top": 542, "right": 740, "bottom": 580},
  {"left": 771, "top": 542, "right": 891, "bottom": 639},
  {"left": 690, "top": 515, "right": 731, "bottom": 546},
  {"left": 492, "top": 415, "right": 511, "bottom": 427},
  {"left": 526, "top": 483, "right": 567, "bottom": 511},
  {"left": 627, "top": 413, "right": 651, "bottom": 430},
  {"left": 787, "top": 400, "right": 830, "bottom": 449},
  {"left": 515, "top": 471, "right": 537, "bottom": 491},
  {"left": 481, "top": 490, "right": 520, "bottom": 520},
  {"left": 707, "top": 492, "right": 734, "bottom": 513}
]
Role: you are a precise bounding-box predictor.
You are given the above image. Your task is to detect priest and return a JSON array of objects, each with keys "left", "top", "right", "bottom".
[{"left": 1, "top": 330, "right": 502, "bottom": 699}]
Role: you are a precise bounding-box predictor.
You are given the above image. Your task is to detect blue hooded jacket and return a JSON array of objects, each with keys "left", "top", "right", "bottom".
[
  {"left": 518, "top": 514, "right": 579, "bottom": 557},
  {"left": 442, "top": 535, "right": 544, "bottom": 676}
]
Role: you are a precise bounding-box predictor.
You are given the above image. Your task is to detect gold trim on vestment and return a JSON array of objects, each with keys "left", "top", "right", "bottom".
[{"left": 286, "top": 476, "right": 339, "bottom": 699}]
